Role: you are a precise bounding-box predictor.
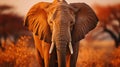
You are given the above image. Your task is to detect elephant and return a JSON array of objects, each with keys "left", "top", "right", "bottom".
[{"left": 24, "top": 0, "right": 98, "bottom": 67}]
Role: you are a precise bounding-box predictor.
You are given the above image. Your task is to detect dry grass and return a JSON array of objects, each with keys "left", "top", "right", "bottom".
[
  {"left": 0, "top": 36, "right": 120, "bottom": 67},
  {"left": 0, "top": 36, "right": 39, "bottom": 67},
  {"left": 77, "top": 40, "right": 120, "bottom": 67}
]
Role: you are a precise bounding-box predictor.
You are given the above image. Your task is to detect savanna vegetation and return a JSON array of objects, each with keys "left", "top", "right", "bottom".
[{"left": 0, "top": 4, "right": 119, "bottom": 67}]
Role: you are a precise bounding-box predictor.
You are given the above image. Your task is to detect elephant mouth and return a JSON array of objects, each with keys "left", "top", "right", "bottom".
[{"left": 49, "top": 41, "right": 73, "bottom": 54}]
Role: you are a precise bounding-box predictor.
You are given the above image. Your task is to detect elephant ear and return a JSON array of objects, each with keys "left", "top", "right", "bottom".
[
  {"left": 70, "top": 3, "right": 98, "bottom": 42},
  {"left": 24, "top": 2, "right": 52, "bottom": 43}
]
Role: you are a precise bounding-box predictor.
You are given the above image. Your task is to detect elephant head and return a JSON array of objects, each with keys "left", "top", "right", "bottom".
[{"left": 24, "top": 0, "right": 98, "bottom": 67}]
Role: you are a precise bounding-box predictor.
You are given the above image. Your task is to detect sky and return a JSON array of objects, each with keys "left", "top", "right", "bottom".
[{"left": 0, "top": 0, "right": 120, "bottom": 16}]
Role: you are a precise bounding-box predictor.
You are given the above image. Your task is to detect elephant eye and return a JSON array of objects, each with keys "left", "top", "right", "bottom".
[
  {"left": 70, "top": 21, "right": 73, "bottom": 24},
  {"left": 50, "top": 21, "right": 53, "bottom": 24},
  {"left": 70, "top": 21, "right": 75, "bottom": 26},
  {"left": 49, "top": 21, "right": 53, "bottom": 25}
]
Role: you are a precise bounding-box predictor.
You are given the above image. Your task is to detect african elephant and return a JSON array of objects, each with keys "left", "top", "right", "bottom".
[{"left": 24, "top": 0, "right": 98, "bottom": 67}]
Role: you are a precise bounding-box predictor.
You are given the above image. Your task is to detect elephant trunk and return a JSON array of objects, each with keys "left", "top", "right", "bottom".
[
  {"left": 49, "top": 23, "right": 73, "bottom": 55},
  {"left": 56, "top": 41, "right": 66, "bottom": 67},
  {"left": 49, "top": 20, "right": 73, "bottom": 67},
  {"left": 49, "top": 40, "right": 73, "bottom": 67}
]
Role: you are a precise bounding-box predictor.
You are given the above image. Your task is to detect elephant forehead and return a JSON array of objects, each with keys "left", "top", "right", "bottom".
[
  {"left": 56, "top": 4, "right": 70, "bottom": 11},
  {"left": 49, "top": 3, "right": 70, "bottom": 12},
  {"left": 52, "top": 9, "right": 73, "bottom": 22},
  {"left": 48, "top": 4, "right": 75, "bottom": 22}
]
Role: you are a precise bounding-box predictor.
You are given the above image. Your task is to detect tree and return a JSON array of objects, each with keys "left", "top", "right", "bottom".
[
  {"left": 86, "top": 4, "right": 120, "bottom": 47},
  {"left": 0, "top": 5, "right": 28, "bottom": 50}
]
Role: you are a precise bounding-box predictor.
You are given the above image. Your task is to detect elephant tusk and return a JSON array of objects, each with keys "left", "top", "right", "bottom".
[
  {"left": 69, "top": 42, "right": 73, "bottom": 54},
  {"left": 49, "top": 42, "right": 55, "bottom": 54}
]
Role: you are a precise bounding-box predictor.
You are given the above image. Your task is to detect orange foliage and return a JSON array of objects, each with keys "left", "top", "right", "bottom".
[
  {"left": 0, "top": 36, "right": 39, "bottom": 67},
  {"left": 111, "top": 47, "right": 120, "bottom": 67},
  {"left": 0, "top": 36, "right": 120, "bottom": 67},
  {"left": 93, "top": 4, "right": 120, "bottom": 24},
  {"left": 77, "top": 40, "right": 120, "bottom": 67}
]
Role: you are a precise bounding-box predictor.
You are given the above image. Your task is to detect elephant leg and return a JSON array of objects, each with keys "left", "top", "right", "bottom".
[
  {"left": 33, "top": 34, "right": 44, "bottom": 67},
  {"left": 42, "top": 41, "right": 50, "bottom": 67},
  {"left": 49, "top": 48, "right": 58, "bottom": 67},
  {"left": 66, "top": 52, "right": 70, "bottom": 67},
  {"left": 36, "top": 48, "right": 44, "bottom": 67},
  {"left": 70, "top": 42, "right": 79, "bottom": 67}
]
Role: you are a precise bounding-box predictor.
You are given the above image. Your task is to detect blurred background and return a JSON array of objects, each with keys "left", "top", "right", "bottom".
[{"left": 0, "top": 0, "right": 120, "bottom": 67}]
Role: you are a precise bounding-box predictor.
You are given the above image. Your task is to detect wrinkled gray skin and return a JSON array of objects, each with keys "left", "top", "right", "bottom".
[{"left": 24, "top": 0, "right": 98, "bottom": 67}]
